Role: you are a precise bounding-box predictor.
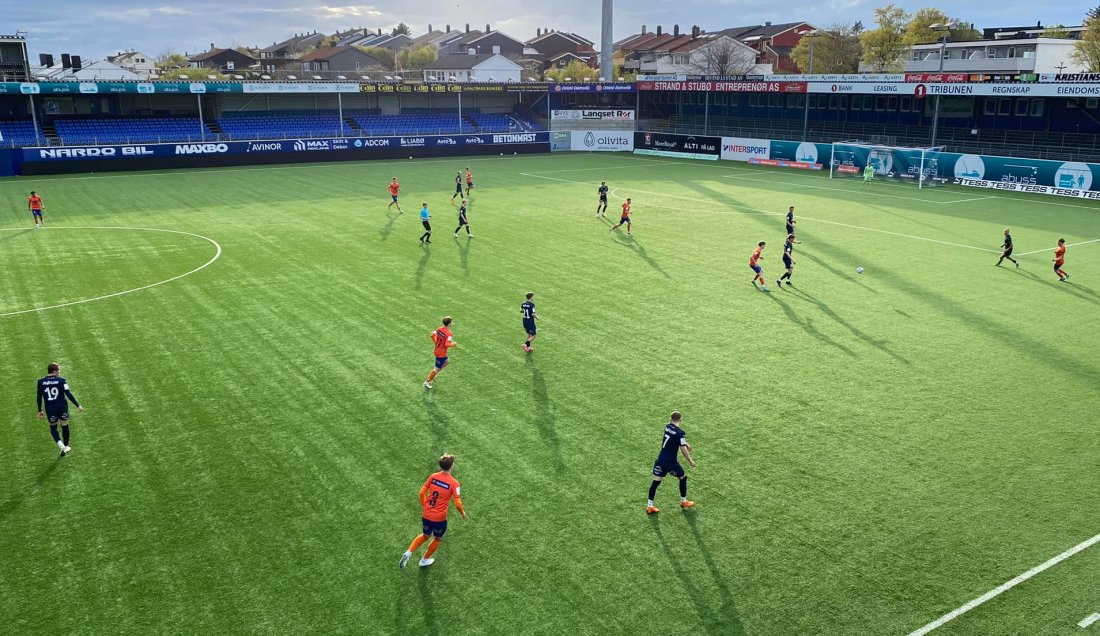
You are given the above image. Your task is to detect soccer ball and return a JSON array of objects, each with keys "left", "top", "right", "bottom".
[{"left": 856, "top": 267, "right": 864, "bottom": 274}]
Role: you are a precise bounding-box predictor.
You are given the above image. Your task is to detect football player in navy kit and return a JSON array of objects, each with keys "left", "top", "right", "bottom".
[
  {"left": 37, "top": 362, "right": 84, "bottom": 456},
  {"left": 646, "top": 411, "right": 696, "bottom": 514}
]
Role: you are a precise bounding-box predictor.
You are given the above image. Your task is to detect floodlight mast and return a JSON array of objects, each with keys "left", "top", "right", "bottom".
[{"left": 601, "top": 0, "right": 613, "bottom": 83}]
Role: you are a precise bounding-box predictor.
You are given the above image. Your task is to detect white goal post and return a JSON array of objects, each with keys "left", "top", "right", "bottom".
[{"left": 829, "top": 142, "right": 946, "bottom": 189}]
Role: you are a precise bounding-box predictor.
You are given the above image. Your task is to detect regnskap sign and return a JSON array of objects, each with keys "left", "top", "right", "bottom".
[{"left": 551, "top": 109, "right": 635, "bottom": 121}]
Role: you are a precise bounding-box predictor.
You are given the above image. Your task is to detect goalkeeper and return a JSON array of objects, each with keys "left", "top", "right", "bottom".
[{"left": 860, "top": 163, "right": 874, "bottom": 190}]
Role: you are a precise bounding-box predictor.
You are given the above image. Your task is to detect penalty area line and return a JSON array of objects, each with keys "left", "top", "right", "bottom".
[
  {"left": 906, "top": 531, "right": 1100, "bottom": 636},
  {"left": 1015, "top": 238, "right": 1100, "bottom": 256}
]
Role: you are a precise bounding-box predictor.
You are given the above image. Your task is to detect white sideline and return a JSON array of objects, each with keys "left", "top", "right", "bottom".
[
  {"left": 1080, "top": 613, "right": 1100, "bottom": 628},
  {"left": 906, "top": 532, "right": 1100, "bottom": 636},
  {"left": 1015, "top": 238, "right": 1100, "bottom": 256},
  {"left": 0, "top": 226, "right": 222, "bottom": 318},
  {"left": 523, "top": 171, "right": 998, "bottom": 253}
]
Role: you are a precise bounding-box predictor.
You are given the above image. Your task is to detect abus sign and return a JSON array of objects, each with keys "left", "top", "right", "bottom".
[
  {"left": 720, "top": 137, "right": 770, "bottom": 162},
  {"left": 175, "top": 143, "right": 229, "bottom": 155},
  {"left": 570, "top": 130, "right": 634, "bottom": 152}
]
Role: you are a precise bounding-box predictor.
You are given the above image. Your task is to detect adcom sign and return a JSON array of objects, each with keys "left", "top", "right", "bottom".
[
  {"left": 721, "top": 137, "right": 770, "bottom": 162},
  {"left": 570, "top": 130, "right": 634, "bottom": 152}
]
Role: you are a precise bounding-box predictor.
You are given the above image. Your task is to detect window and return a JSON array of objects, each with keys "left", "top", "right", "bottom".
[
  {"left": 1030, "top": 99, "right": 1044, "bottom": 116},
  {"left": 998, "top": 98, "right": 1011, "bottom": 115},
  {"left": 875, "top": 96, "right": 886, "bottom": 111},
  {"left": 767, "top": 94, "right": 779, "bottom": 108},
  {"left": 983, "top": 99, "right": 996, "bottom": 115},
  {"left": 887, "top": 96, "right": 897, "bottom": 110},
  {"left": 1087, "top": 98, "right": 1099, "bottom": 110},
  {"left": 1015, "top": 99, "right": 1028, "bottom": 116},
  {"left": 901, "top": 96, "right": 912, "bottom": 112},
  {"left": 226, "top": 61, "right": 235, "bottom": 70},
  {"left": 828, "top": 95, "right": 839, "bottom": 110}
]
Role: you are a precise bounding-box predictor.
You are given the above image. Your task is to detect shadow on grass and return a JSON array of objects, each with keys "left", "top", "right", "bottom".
[
  {"left": 650, "top": 515, "right": 747, "bottom": 635},
  {"left": 420, "top": 392, "right": 450, "bottom": 460},
  {"left": 797, "top": 250, "right": 877, "bottom": 293},
  {"left": 379, "top": 211, "right": 400, "bottom": 242},
  {"left": 788, "top": 286, "right": 911, "bottom": 366},
  {"left": 454, "top": 234, "right": 471, "bottom": 277},
  {"left": 0, "top": 460, "right": 61, "bottom": 523},
  {"left": 766, "top": 290, "right": 858, "bottom": 358},
  {"left": 612, "top": 234, "right": 670, "bottom": 279},
  {"left": 1010, "top": 267, "right": 1100, "bottom": 308},
  {"left": 526, "top": 356, "right": 563, "bottom": 474},
  {"left": 811, "top": 235, "right": 1100, "bottom": 384},
  {"left": 417, "top": 570, "right": 441, "bottom": 636},
  {"left": 0, "top": 228, "right": 34, "bottom": 242},
  {"left": 415, "top": 245, "right": 431, "bottom": 291}
]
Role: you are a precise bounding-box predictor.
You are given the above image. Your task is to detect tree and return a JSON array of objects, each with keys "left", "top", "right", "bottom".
[
  {"left": 790, "top": 22, "right": 864, "bottom": 74},
  {"left": 356, "top": 46, "right": 396, "bottom": 71},
  {"left": 860, "top": 4, "right": 909, "bottom": 72},
  {"left": 392, "top": 22, "right": 411, "bottom": 37},
  {"left": 398, "top": 46, "right": 437, "bottom": 71},
  {"left": 545, "top": 60, "right": 597, "bottom": 82},
  {"left": 156, "top": 52, "right": 189, "bottom": 70},
  {"left": 1073, "top": 9, "right": 1100, "bottom": 71},
  {"left": 158, "top": 68, "right": 227, "bottom": 80},
  {"left": 903, "top": 8, "right": 980, "bottom": 45},
  {"left": 1040, "top": 24, "right": 1074, "bottom": 39},
  {"left": 687, "top": 36, "right": 759, "bottom": 74}
]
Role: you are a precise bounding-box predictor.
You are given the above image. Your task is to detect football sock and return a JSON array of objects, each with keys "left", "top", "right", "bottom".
[
  {"left": 62, "top": 425, "right": 69, "bottom": 446},
  {"left": 49, "top": 425, "right": 61, "bottom": 444},
  {"left": 424, "top": 538, "right": 441, "bottom": 559},
  {"left": 648, "top": 480, "right": 660, "bottom": 501},
  {"left": 679, "top": 477, "right": 688, "bottom": 498},
  {"left": 408, "top": 534, "right": 429, "bottom": 553}
]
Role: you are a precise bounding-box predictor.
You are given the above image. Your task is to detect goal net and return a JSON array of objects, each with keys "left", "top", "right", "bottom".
[{"left": 828, "top": 142, "right": 946, "bottom": 189}]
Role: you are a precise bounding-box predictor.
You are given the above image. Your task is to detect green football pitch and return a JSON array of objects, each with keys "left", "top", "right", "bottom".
[{"left": 1, "top": 153, "right": 1098, "bottom": 635}]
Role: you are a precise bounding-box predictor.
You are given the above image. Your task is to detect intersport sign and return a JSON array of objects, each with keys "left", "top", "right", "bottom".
[
  {"left": 720, "top": 137, "right": 770, "bottom": 162},
  {"left": 570, "top": 130, "right": 634, "bottom": 152},
  {"left": 551, "top": 109, "right": 635, "bottom": 121}
]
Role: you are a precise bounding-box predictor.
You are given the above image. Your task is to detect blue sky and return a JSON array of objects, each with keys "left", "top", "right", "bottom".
[{"left": 8, "top": 1, "right": 1090, "bottom": 61}]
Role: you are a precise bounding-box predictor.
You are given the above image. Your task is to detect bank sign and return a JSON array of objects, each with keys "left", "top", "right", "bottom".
[{"left": 22, "top": 132, "right": 550, "bottom": 162}]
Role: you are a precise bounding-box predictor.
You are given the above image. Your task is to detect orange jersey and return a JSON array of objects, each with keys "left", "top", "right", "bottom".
[
  {"left": 388, "top": 182, "right": 400, "bottom": 196},
  {"left": 1055, "top": 245, "right": 1066, "bottom": 263},
  {"left": 28, "top": 195, "right": 42, "bottom": 210},
  {"left": 749, "top": 247, "right": 763, "bottom": 267},
  {"left": 621, "top": 202, "right": 631, "bottom": 217},
  {"left": 420, "top": 471, "right": 462, "bottom": 522},
  {"left": 431, "top": 326, "right": 455, "bottom": 357}
]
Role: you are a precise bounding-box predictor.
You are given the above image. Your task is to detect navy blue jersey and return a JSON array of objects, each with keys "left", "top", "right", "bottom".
[
  {"left": 459, "top": 204, "right": 468, "bottom": 219},
  {"left": 37, "top": 375, "right": 78, "bottom": 412},
  {"left": 598, "top": 185, "right": 609, "bottom": 199},
  {"left": 784, "top": 240, "right": 794, "bottom": 257},
  {"left": 786, "top": 210, "right": 794, "bottom": 224},
  {"left": 521, "top": 300, "right": 536, "bottom": 322},
  {"left": 1003, "top": 234, "right": 1013, "bottom": 249},
  {"left": 657, "top": 423, "right": 687, "bottom": 463}
]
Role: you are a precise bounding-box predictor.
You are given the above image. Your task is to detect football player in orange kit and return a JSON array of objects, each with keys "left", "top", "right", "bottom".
[
  {"left": 1054, "top": 238, "right": 1068, "bottom": 282},
  {"left": 400, "top": 453, "right": 467, "bottom": 569},
  {"left": 424, "top": 316, "right": 456, "bottom": 389},
  {"left": 387, "top": 177, "right": 402, "bottom": 213}
]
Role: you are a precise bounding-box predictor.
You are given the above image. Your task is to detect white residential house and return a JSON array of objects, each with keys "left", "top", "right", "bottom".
[
  {"left": 639, "top": 34, "right": 770, "bottom": 75},
  {"left": 421, "top": 52, "right": 522, "bottom": 82},
  {"left": 107, "top": 51, "right": 157, "bottom": 78},
  {"left": 860, "top": 37, "right": 1085, "bottom": 74},
  {"left": 33, "top": 58, "right": 143, "bottom": 81}
]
